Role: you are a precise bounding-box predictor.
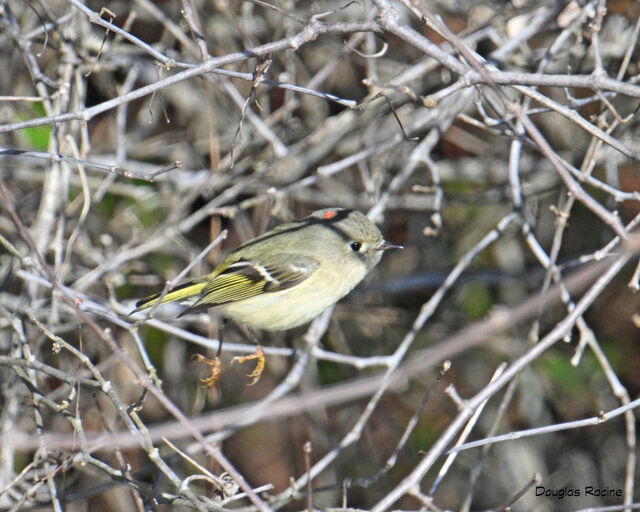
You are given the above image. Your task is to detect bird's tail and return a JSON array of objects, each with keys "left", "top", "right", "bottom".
[{"left": 130, "top": 280, "right": 207, "bottom": 315}]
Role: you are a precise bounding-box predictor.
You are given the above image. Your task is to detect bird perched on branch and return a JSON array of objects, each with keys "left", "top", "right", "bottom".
[{"left": 132, "top": 208, "right": 402, "bottom": 384}]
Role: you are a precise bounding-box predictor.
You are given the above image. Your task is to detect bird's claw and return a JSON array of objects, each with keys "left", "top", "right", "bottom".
[
  {"left": 192, "top": 353, "right": 222, "bottom": 388},
  {"left": 231, "top": 345, "right": 265, "bottom": 385}
]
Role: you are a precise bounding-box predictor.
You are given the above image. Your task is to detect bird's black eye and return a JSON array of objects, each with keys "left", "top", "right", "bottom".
[{"left": 350, "top": 241, "right": 362, "bottom": 252}]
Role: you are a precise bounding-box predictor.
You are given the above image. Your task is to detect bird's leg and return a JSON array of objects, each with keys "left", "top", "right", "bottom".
[
  {"left": 231, "top": 326, "right": 265, "bottom": 385},
  {"left": 193, "top": 318, "right": 225, "bottom": 387}
]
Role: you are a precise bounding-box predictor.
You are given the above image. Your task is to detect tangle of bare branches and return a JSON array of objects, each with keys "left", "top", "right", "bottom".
[{"left": 1, "top": 1, "right": 640, "bottom": 511}]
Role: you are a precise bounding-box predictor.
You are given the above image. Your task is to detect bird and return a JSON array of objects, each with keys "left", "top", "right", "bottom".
[{"left": 131, "top": 207, "right": 401, "bottom": 384}]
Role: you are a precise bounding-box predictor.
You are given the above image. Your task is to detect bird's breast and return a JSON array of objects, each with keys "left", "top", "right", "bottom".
[{"left": 220, "top": 263, "right": 366, "bottom": 331}]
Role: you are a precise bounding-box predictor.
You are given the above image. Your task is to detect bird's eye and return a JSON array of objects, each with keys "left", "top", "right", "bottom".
[{"left": 350, "top": 241, "right": 362, "bottom": 252}]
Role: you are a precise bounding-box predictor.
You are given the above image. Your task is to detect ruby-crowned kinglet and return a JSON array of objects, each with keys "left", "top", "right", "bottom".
[{"left": 132, "top": 208, "right": 401, "bottom": 330}]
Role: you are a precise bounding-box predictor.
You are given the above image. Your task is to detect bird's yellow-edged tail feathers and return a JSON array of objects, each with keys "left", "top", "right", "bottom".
[{"left": 130, "top": 280, "right": 207, "bottom": 315}]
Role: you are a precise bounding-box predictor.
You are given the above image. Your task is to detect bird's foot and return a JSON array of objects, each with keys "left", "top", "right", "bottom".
[
  {"left": 231, "top": 345, "right": 265, "bottom": 385},
  {"left": 192, "top": 353, "right": 222, "bottom": 388}
]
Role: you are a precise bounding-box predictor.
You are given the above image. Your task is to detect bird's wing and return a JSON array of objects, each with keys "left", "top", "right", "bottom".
[{"left": 179, "top": 253, "right": 319, "bottom": 315}]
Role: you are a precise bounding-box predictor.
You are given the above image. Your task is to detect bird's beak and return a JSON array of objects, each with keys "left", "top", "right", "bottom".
[{"left": 377, "top": 241, "right": 404, "bottom": 251}]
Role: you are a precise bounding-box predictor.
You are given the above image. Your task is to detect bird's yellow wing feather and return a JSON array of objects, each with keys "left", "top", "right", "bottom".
[{"left": 178, "top": 253, "right": 319, "bottom": 316}]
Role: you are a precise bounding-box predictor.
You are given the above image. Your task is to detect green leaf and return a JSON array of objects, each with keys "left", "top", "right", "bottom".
[
  {"left": 458, "top": 282, "right": 494, "bottom": 320},
  {"left": 17, "top": 103, "right": 50, "bottom": 151}
]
